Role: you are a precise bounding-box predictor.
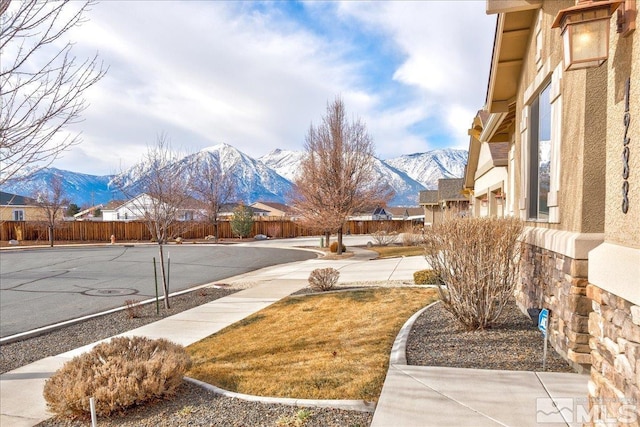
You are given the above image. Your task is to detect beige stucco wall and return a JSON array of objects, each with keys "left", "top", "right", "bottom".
[
  {"left": 588, "top": 16, "right": 640, "bottom": 306},
  {"left": 0, "top": 206, "right": 49, "bottom": 222},
  {"left": 604, "top": 24, "right": 640, "bottom": 248},
  {"left": 513, "top": 1, "right": 606, "bottom": 235}
]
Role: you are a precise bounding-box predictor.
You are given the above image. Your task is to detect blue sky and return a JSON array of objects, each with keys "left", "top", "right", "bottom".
[{"left": 47, "top": 1, "right": 496, "bottom": 175}]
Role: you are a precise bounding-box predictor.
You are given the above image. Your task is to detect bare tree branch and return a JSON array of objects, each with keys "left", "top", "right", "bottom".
[
  {"left": 33, "top": 174, "right": 69, "bottom": 247},
  {"left": 190, "top": 155, "right": 236, "bottom": 242},
  {"left": 0, "top": 0, "right": 107, "bottom": 184},
  {"left": 112, "top": 133, "right": 192, "bottom": 309},
  {"left": 292, "top": 96, "right": 393, "bottom": 253}
]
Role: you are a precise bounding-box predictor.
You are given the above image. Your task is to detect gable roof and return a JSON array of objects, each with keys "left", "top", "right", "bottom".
[
  {"left": 438, "top": 178, "right": 466, "bottom": 201},
  {"left": 253, "top": 201, "right": 292, "bottom": 212},
  {"left": 419, "top": 190, "right": 439, "bottom": 205},
  {"left": 0, "top": 191, "right": 36, "bottom": 206}
]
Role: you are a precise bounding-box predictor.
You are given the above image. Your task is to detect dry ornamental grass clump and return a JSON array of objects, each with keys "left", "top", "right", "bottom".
[{"left": 43, "top": 336, "right": 191, "bottom": 418}]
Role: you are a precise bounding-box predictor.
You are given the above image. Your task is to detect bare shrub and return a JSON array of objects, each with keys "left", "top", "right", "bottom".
[
  {"left": 423, "top": 217, "right": 523, "bottom": 331},
  {"left": 370, "top": 222, "right": 399, "bottom": 246},
  {"left": 124, "top": 299, "right": 142, "bottom": 319},
  {"left": 267, "top": 223, "right": 282, "bottom": 238},
  {"left": 308, "top": 268, "right": 340, "bottom": 291},
  {"left": 402, "top": 224, "right": 425, "bottom": 247},
  {"left": 43, "top": 336, "right": 191, "bottom": 418}
]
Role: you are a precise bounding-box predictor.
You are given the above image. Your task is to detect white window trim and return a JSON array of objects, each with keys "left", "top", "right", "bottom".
[
  {"left": 13, "top": 209, "right": 25, "bottom": 221},
  {"left": 521, "top": 59, "right": 562, "bottom": 224}
]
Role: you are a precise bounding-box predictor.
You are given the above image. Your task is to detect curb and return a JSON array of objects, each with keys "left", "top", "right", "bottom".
[
  {"left": 184, "top": 377, "right": 376, "bottom": 413},
  {"left": 389, "top": 299, "right": 441, "bottom": 366},
  {"left": 0, "top": 282, "right": 230, "bottom": 345}
]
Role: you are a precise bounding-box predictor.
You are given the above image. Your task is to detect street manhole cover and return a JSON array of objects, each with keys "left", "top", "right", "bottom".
[{"left": 83, "top": 288, "right": 138, "bottom": 297}]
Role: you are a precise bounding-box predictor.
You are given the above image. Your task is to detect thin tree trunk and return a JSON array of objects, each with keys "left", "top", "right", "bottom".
[
  {"left": 158, "top": 244, "right": 170, "bottom": 309},
  {"left": 337, "top": 227, "right": 343, "bottom": 255},
  {"left": 49, "top": 226, "right": 54, "bottom": 247},
  {"left": 324, "top": 231, "right": 330, "bottom": 248}
]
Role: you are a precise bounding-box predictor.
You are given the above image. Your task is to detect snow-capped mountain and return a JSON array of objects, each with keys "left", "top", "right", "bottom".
[
  {"left": 2, "top": 144, "right": 468, "bottom": 208},
  {"left": 259, "top": 149, "right": 306, "bottom": 182},
  {"left": 1, "top": 168, "right": 115, "bottom": 206},
  {"left": 177, "top": 144, "right": 293, "bottom": 204},
  {"left": 262, "top": 148, "right": 431, "bottom": 205},
  {"left": 386, "top": 149, "right": 468, "bottom": 189}
]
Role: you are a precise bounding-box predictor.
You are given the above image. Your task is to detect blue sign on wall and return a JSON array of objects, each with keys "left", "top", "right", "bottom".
[{"left": 538, "top": 308, "right": 549, "bottom": 335}]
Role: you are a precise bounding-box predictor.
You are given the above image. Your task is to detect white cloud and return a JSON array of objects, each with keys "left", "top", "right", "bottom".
[{"left": 42, "top": 1, "right": 495, "bottom": 175}]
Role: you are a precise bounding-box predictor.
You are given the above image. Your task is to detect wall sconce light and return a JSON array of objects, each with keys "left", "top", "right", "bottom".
[
  {"left": 552, "top": 0, "right": 635, "bottom": 71},
  {"left": 496, "top": 194, "right": 504, "bottom": 206},
  {"left": 481, "top": 198, "right": 488, "bottom": 208}
]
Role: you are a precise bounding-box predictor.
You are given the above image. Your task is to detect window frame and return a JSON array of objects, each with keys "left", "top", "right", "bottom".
[{"left": 13, "top": 209, "right": 25, "bottom": 221}]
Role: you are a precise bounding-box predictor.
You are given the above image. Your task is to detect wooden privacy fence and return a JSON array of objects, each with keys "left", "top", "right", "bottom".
[{"left": 1, "top": 218, "right": 415, "bottom": 242}]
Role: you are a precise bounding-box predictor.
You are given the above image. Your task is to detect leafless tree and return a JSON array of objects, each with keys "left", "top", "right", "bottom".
[
  {"left": 33, "top": 175, "right": 69, "bottom": 247},
  {"left": 292, "top": 96, "right": 393, "bottom": 254},
  {"left": 113, "top": 133, "right": 192, "bottom": 309},
  {"left": 190, "top": 157, "right": 236, "bottom": 242},
  {"left": 0, "top": 0, "right": 107, "bottom": 185}
]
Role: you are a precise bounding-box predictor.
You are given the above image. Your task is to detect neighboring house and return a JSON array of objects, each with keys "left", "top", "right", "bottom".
[
  {"left": 250, "top": 202, "right": 292, "bottom": 217},
  {"left": 418, "top": 178, "right": 469, "bottom": 225},
  {"left": 480, "top": 0, "right": 639, "bottom": 408},
  {"left": 73, "top": 204, "right": 103, "bottom": 221},
  {"left": 386, "top": 207, "right": 424, "bottom": 221},
  {"left": 0, "top": 191, "right": 38, "bottom": 221},
  {"left": 371, "top": 207, "right": 392, "bottom": 221},
  {"left": 102, "top": 194, "right": 197, "bottom": 221},
  {"left": 419, "top": 190, "right": 439, "bottom": 226},
  {"left": 217, "top": 203, "right": 270, "bottom": 219},
  {"left": 463, "top": 110, "right": 509, "bottom": 218}
]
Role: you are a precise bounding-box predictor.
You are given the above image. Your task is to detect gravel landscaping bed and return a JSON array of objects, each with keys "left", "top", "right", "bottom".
[
  {"left": 406, "top": 299, "right": 575, "bottom": 373},
  {"left": 0, "top": 286, "right": 239, "bottom": 374},
  {"left": 10, "top": 285, "right": 574, "bottom": 427}
]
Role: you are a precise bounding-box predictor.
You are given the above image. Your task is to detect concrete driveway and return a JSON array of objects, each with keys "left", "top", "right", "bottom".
[{"left": 0, "top": 244, "right": 316, "bottom": 338}]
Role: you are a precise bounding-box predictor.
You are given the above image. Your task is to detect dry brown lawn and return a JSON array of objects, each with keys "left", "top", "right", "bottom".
[
  {"left": 187, "top": 287, "right": 438, "bottom": 401},
  {"left": 368, "top": 245, "right": 425, "bottom": 258}
]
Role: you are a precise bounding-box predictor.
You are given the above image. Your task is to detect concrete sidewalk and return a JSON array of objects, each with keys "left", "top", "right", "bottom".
[
  {"left": 0, "top": 248, "right": 425, "bottom": 426},
  {"left": 0, "top": 244, "right": 590, "bottom": 427}
]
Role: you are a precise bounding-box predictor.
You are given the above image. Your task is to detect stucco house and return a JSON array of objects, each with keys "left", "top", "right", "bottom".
[
  {"left": 463, "top": 110, "right": 509, "bottom": 218},
  {"left": 478, "top": 0, "right": 639, "bottom": 415},
  {"left": 249, "top": 202, "right": 292, "bottom": 217},
  {"left": 102, "top": 194, "right": 197, "bottom": 221},
  {"left": 0, "top": 191, "right": 39, "bottom": 221},
  {"left": 418, "top": 178, "right": 469, "bottom": 225}
]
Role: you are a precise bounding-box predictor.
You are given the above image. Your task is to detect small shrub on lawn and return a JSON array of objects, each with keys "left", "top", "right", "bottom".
[
  {"left": 413, "top": 269, "right": 439, "bottom": 285},
  {"left": 308, "top": 267, "right": 340, "bottom": 291},
  {"left": 402, "top": 225, "right": 425, "bottom": 246},
  {"left": 43, "top": 336, "right": 191, "bottom": 418},
  {"left": 371, "top": 223, "right": 399, "bottom": 246},
  {"left": 329, "top": 241, "right": 346, "bottom": 253}
]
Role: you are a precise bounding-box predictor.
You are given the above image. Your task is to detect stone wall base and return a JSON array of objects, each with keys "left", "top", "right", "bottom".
[
  {"left": 516, "top": 242, "right": 591, "bottom": 374},
  {"left": 587, "top": 286, "right": 640, "bottom": 426}
]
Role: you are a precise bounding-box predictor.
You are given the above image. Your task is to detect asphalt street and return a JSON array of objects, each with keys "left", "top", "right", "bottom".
[{"left": 0, "top": 244, "right": 316, "bottom": 338}]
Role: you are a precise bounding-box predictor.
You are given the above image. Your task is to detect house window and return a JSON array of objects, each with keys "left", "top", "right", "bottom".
[
  {"left": 528, "top": 82, "right": 552, "bottom": 220},
  {"left": 13, "top": 209, "right": 24, "bottom": 221}
]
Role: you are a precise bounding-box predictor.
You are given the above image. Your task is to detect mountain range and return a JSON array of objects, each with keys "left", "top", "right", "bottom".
[{"left": 1, "top": 144, "right": 467, "bottom": 207}]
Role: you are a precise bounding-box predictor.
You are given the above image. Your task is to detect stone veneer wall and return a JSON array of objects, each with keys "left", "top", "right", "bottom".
[
  {"left": 587, "top": 285, "right": 640, "bottom": 424},
  {"left": 516, "top": 242, "right": 592, "bottom": 373}
]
